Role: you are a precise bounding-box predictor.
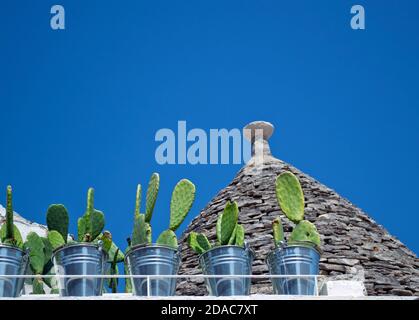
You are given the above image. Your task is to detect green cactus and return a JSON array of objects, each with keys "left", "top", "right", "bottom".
[
  {"left": 234, "top": 224, "right": 245, "bottom": 247},
  {"left": 188, "top": 232, "right": 212, "bottom": 254},
  {"left": 131, "top": 213, "right": 150, "bottom": 246},
  {"left": 97, "top": 231, "right": 113, "bottom": 253},
  {"left": 5, "top": 185, "right": 14, "bottom": 240},
  {"left": 77, "top": 188, "right": 105, "bottom": 242},
  {"left": 25, "top": 232, "right": 45, "bottom": 274},
  {"left": 24, "top": 232, "right": 57, "bottom": 295},
  {"left": 32, "top": 277, "right": 45, "bottom": 295},
  {"left": 134, "top": 184, "right": 142, "bottom": 217},
  {"left": 272, "top": 217, "right": 285, "bottom": 247},
  {"left": 47, "top": 230, "right": 66, "bottom": 250},
  {"left": 188, "top": 201, "right": 245, "bottom": 255},
  {"left": 275, "top": 172, "right": 305, "bottom": 223},
  {"left": 0, "top": 186, "right": 23, "bottom": 248},
  {"left": 91, "top": 209, "right": 105, "bottom": 240},
  {"left": 156, "top": 229, "right": 178, "bottom": 248},
  {"left": 169, "top": 179, "right": 195, "bottom": 231},
  {"left": 272, "top": 171, "right": 321, "bottom": 248},
  {"left": 227, "top": 224, "right": 237, "bottom": 245},
  {"left": 46, "top": 204, "right": 69, "bottom": 243},
  {"left": 216, "top": 201, "right": 239, "bottom": 245},
  {"left": 129, "top": 175, "right": 196, "bottom": 250},
  {"left": 289, "top": 220, "right": 321, "bottom": 246},
  {"left": 145, "top": 173, "right": 159, "bottom": 222}
]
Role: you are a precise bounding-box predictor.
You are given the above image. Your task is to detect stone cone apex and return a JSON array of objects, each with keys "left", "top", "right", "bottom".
[{"left": 178, "top": 121, "right": 419, "bottom": 296}]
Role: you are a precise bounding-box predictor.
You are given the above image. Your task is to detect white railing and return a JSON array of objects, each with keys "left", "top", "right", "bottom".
[{"left": 1, "top": 274, "right": 322, "bottom": 297}]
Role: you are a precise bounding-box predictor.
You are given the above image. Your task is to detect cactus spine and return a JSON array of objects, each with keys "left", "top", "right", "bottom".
[
  {"left": 273, "top": 171, "right": 321, "bottom": 248},
  {"left": 188, "top": 201, "right": 246, "bottom": 255}
]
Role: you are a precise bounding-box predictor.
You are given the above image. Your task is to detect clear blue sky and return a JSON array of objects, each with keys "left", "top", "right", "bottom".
[{"left": 1, "top": 0, "right": 418, "bottom": 261}]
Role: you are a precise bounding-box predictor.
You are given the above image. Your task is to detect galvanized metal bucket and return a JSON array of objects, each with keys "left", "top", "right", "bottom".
[
  {"left": 199, "top": 245, "right": 254, "bottom": 296},
  {"left": 0, "top": 244, "right": 29, "bottom": 297},
  {"left": 266, "top": 243, "right": 320, "bottom": 295},
  {"left": 52, "top": 243, "right": 107, "bottom": 297},
  {"left": 125, "top": 244, "right": 180, "bottom": 296}
]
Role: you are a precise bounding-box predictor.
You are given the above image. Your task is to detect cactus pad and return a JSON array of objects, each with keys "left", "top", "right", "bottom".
[
  {"left": 216, "top": 201, "right": 239, "bottom": 245},
  {"left": 91, "top": 209, "right": 105, "bottom": 240},
  {"left": 46, "top": 204, "right": 69, "bottom": 243},
  {"left": 156, "top": 229, "right": 178, "bottom": 248},
  {"left": 25, "top": 232, "right": 45, "bottom": 274},
  {"left": 289, "top": 220, "right": 321, "bottom": 247},
  {"left": 272, "top": 217, "right": 285, "bottom": 246},
  {"left": 234, "top": 224, "right": 245, "bottom": 247},
  {"left": 47, "top": 230, "right": 66, "bottom": 250},
  {"left": 145, "top": 173, "right": 159, "bottom": 222},
  {"left": 5, "top": 185, "right": 14, "bottom": 240},
  {"left": 227, "top": 224, "right": 237, "bottom": 245},
  {"left": 32, "top": 277, "right": 45, "bottom": 294},
  {"left": 135, "top": 184, "right": 142, "bottom": 216},
  {"left": 188, "top": 232, "right": 207, "bottom": 254},
  {"left": 0, "top": 224, "right": 23, "bottom": 248},
  {"left": 275, "top": 172, "right": 305, "bottom": 223},
  {"left": 169, "top": 179, "right": 195, "bottom": 231},
  {"left": 77, "top": 217, "right": 86, "bottom": 241},
  {"left": 131, "top": 213, "right": 149, "bottom": 246}
]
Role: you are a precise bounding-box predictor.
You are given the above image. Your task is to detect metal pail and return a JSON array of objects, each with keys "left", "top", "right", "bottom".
[
  {"left": 0, "top": 245, "right": 28, "bottom": 297},
  {"left": 199, "top": 245, "right": 254, "bottom": 296},
  {"left": 125, "top": 244, "right": 180, "bottom": 296},
  {"left": 52, "top": 243, "right": 107, "bottom": 297},
  {"left": 266, "top": 244, "right": 320, "bottom": 295}
]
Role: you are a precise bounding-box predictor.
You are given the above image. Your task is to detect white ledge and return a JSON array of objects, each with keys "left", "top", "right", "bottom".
[{"left": 1, "top": 293, "right": 416, "bottom": 300}]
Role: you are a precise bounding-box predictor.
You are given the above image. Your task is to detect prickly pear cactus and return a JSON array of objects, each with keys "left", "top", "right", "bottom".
[
  {"left": 156, "top": 229, "right": 178, "bottom": 248},
  {"left": 91, "top": 209, "right": 105, "bottom": 240},
  {"left": 77, "top": 188, "right": 105, "bottom": 242},
  {"left": 272, "top": 217, "right": 285, "bottom": 247},
  {"left": 145, "top": 173, "right": 159, "bottom": 222},
  {"left": 289, "top": 220, "right": 321, "bottom": 247},
  {"left": 134, "top": 184, "right": 142, "bottom": 217},
  {"left": 272, "top": 171, "right": 321, "bottom": 249},
  {"left": 0, "top": 186, "right": 23, "bottom": 248},
  {"left": 216, "top": 201, "right": 239, "bottom": 245},
  {"left": 25, "top": 232, "right": 45, "bottom": 274},
  {"left": 129, "top": 175, "right": 196, "bottom": 251},
  {"left": 5, "top": 185, "right": 14, "bottom": 240},
  {"left": 46, "top": 204, "right": 69, "bottom": 243},
  {"left": 188, "top": 232, "right": 212, "bottom": 254},
  {"left": 275, "top": 171, "right": 305, "bottom": 223},
  {"left": 188, "top": 201, "right": 245, "bottom": 255},
  {"left": 169, "top": 179, "right": 195, "bottom": 231},
  {"left": 234, "top": 224, "right": 245, "bottom": 247},
  {"left": 48, "top": 230, "right": 66, "bottom": 250},
  {"left": 131, "top": 213, "right": 150, "bottom": 246}
]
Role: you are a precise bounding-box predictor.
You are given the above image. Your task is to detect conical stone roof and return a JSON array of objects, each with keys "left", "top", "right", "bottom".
[{"left": 178, "top": 121, "right": 419, "bottom": 296}]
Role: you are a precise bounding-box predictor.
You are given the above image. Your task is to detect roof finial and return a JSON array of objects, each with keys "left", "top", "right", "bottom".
[{"left": 243, "top": 121, "right": 274, "bottom": 157}]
